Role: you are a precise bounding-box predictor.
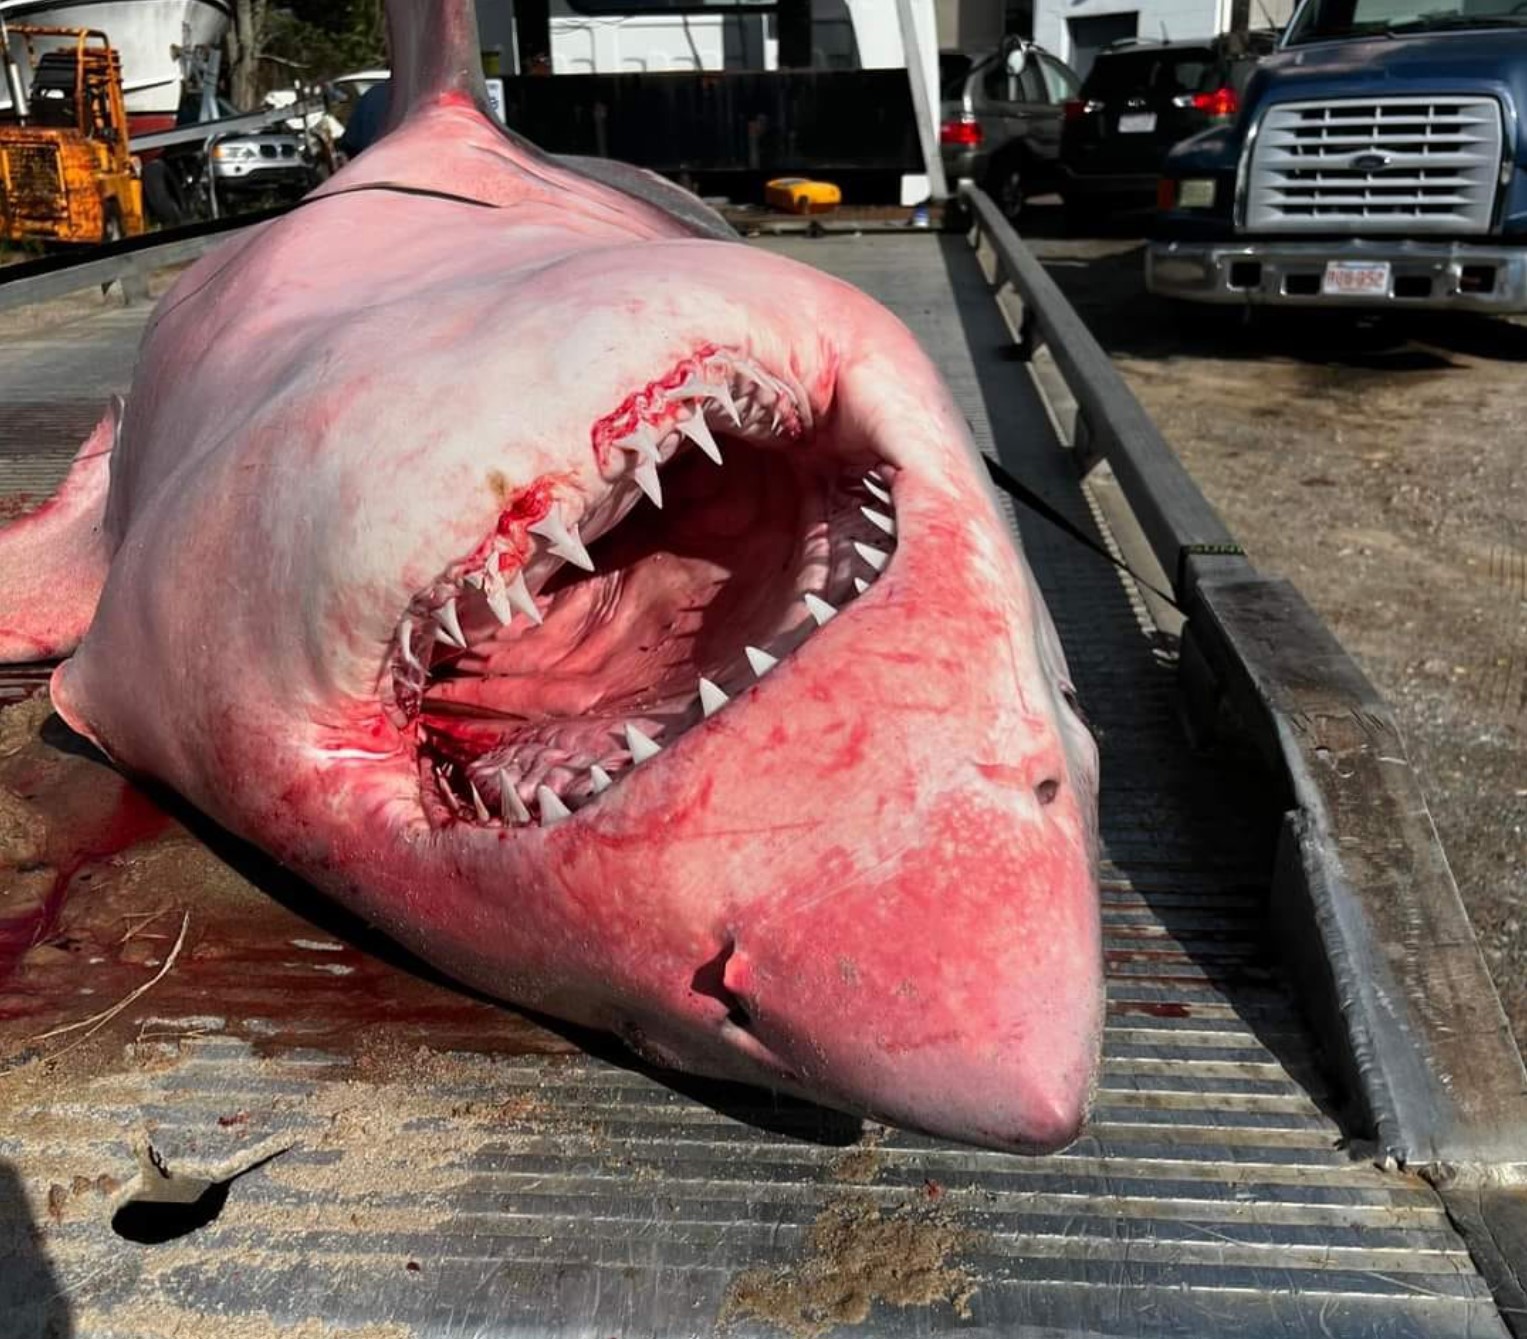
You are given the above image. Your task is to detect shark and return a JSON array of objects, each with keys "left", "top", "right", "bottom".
[{"left": 0, "top": 0, "right": 1102, "bottom": 1151}]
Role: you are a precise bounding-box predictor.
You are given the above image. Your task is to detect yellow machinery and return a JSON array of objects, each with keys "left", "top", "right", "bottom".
[{"left": 0, "top": 23, "right": 144, "bottom": 245}]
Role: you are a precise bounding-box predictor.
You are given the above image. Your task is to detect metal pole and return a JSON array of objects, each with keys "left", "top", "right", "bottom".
[
  {"left": 893, "top": 0, "right": 948, "bottom": 201},
  {"left": 1, "top": 15, "right": 31, "bottom": 123}
]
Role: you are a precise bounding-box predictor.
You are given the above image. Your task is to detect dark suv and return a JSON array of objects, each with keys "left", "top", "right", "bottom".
[
  {"left": 1058, "top": 34, "right": 1273, "bottom": 220},
  {"left": 940, "top": 40, "right": 1081, "bottom": 218}
]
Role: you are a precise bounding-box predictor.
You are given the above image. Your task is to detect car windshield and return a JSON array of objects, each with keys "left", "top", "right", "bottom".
[
  {"left": 1285, "top": 0, "right": 1527, "bottom": 43},
  {"left": 1079, "top": 49, "right": 1219, "bottom": 100}
]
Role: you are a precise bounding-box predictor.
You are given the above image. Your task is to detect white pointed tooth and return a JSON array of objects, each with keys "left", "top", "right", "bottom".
[
  {"left": 698, "top": 677, "right": 729, "bottom": 718},
  {"left": 434, "top": 597, "right": 467, "bottom": 649},
  {"left": 497, "top": 768, "right": 531, "bottom": 824},
  {"left": 485, "top": 582, "right": 513, "bottom": 626},
  {"left": 860, "top": 506, "right": 896, "bottom": 537},
  {"left": 854, "top": 576, "right": 871, "bottom": 595},
  {"left": 399, "top": 621, "right": 422, "bottom": 672},
  {"left": 624, "top": 722, "right": 662, "bottom": 764},
  {"left": 588, "top": 764, "right": 613, "bottom": 794},
  {"left": 469, "top": 779, "right": 491, "bottom": 823},
  {"left": 745, "top": 645, "right": 778, "bottom": 677},
  {"left": 633, "top": 458, "right": 663, "bottom": 508},
  {"left": 664, "top": 376, "right": 708, "bottom": 402},
  {"left": 712, "top": 380, "right": 742, "bottom": 425},
  {"left": 537, "top": 785, "right": 572, "bottom": 826},
  {"left": 528, "top": 508, "right": 594, "bottom": 572},
  {"left": 803, "top": 593, "right": 837, "bottom": 626},
  {"left": 853, "top": 541, "right": 890, "bottom": 573},
  {"left": 505, "top": 570, "right": 543, "bottom": 625},
  {"left": 678, "top": 412, "right": 723, "bottom": 465},
  {"left": 863, "top": 475, "right": 891, "bottom": 505}
]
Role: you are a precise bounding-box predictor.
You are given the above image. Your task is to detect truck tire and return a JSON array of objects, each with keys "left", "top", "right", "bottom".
[{"left": 142, "top": 160, "right": 185, "bottom": 227}]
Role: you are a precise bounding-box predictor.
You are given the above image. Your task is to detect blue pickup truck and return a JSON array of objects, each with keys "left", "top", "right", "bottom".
[{"left": 1147, "top": 0, "right": 1527, "bottom": 311}]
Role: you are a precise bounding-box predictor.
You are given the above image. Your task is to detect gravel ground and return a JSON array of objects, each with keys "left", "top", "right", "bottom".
[{"left": 1030, "top": 222, "right": 1527, "bottom": 1052}]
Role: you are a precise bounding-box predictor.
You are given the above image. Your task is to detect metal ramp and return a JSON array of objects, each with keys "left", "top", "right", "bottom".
[{"left": 0, "top": 232, "right": 1511, "bottom": 1338}]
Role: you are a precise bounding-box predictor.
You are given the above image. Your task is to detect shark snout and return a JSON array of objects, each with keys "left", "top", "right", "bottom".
[{"left": 707, "top": 811, "right": 1103, "bottom": 1154}]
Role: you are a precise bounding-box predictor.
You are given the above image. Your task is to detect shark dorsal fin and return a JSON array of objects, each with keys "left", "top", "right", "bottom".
[{"left": 384, "top": 0, "right": 492, "bottom": 129}]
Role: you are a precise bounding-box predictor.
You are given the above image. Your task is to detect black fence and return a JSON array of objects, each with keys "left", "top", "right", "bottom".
[{"left": 501, "top": 69, "right": 921, "bottom": 179}]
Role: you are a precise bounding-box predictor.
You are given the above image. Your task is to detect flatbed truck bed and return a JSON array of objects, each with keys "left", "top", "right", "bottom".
[{"left": 0, "top": 212, "right": 1521, "bottom": 1338}]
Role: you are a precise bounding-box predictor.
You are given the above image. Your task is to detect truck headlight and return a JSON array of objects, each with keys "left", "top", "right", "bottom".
[{"left": 1177, "top": 178, "right": 1216, "bottom": 210}]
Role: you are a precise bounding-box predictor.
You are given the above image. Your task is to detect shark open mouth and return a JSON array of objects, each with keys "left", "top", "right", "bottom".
[{"left": 384, "top": 347, "right": 899, "bottom": 829}]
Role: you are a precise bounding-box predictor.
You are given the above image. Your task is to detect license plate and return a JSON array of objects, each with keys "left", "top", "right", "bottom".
[
  {"left": 1118, "top": 112, "right": 1157, "bottom": 134},
  {"left": 1321, "top": 260, "right": 1391, "bottom": 297}
]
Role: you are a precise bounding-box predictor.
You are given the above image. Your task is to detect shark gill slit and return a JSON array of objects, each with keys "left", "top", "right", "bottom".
[{"left": 380, "top": 347, "right": 901, "bottom": 830}]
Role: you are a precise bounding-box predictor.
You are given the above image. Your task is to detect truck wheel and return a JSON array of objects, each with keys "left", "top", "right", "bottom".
[{"left": 142, "top": 160, "right": 185, "bottom": 227}]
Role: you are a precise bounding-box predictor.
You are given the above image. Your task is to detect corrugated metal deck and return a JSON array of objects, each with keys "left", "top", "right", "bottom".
[{"left": 0, "top": 236, "right": 1509, "bottom": 1338}]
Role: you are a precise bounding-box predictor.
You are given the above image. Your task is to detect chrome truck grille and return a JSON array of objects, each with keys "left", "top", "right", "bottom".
[{"left": 1244, "top": 96, "right": 1504, "bottom": 234}]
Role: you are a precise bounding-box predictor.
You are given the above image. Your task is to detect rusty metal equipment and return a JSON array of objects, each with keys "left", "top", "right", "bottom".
[{"left": 0, "top": 22, "right": 144, "bottom": 246}]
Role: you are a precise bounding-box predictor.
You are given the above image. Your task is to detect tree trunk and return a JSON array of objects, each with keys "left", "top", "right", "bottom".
[{"left": 226, "top": 0, "right": 269, "bottom": 109}]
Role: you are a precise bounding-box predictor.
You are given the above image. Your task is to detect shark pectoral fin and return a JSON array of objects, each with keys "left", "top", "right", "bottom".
[
  {"left": 0, "top": 407, "right": 116, "bottom": 663},
  {"left": 48, "top": 658, "right": 107, "bottom": 756}
]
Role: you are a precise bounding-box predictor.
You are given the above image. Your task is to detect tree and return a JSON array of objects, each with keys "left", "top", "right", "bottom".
[
  {"left": 226, "top": 0, "right": 270, "bottom": 109},
  {"left": 225, "top": 0, "right": 386, "bottom": 108}
]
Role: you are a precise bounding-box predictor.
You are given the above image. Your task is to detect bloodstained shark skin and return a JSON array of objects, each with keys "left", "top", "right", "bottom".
[{"left": 0, "top": 0, "right": 1103, "bottom": 1150}]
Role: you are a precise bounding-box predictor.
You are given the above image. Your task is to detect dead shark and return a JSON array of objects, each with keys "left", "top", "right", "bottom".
[{"left": 0, "top": 0, "right": 1102, "bottom": 1151}]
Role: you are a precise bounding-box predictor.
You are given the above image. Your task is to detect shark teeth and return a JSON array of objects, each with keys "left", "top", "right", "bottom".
[
  {"left": 505, "top": 570, "right": 542, "bottom": 625},
  {"left": 633, "top": 457, "right": 663, "bottom": 508},
  {"left": 537, "top": 785, "right": 572, "bottom": 826},
  {"left": 745, "top": 645, "right": 779, "bottom": 677},
  {"left": 625, "top": 722, "right": 662, "bottom": 764},
  {"left": 434, "top": 597, "right": 467, "bottom": 649},
  {"left": 499, "top": 769, "right": 531, "bottom": 824},
  {"left": 803, "top": 593, "right": 837, "bottom": 626},
  {"left": 698, "top": 677, "right": 729, "bottom": 717},
  {"left": 854, "top": 541, "right": 890, "bottom": 573},
  {"left": 396, "top": 351, "right": 903, "bottom": 832},
  {"left": 678, "top": 411, "right": 723, "bottom": 465},
  {"left": 528, "top": 507, "right": 594, "bottom": 571}
]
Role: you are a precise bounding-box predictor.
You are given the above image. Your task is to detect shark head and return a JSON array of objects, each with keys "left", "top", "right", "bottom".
[{"left": 40, "top": 1, "right": 1103, "bottom": 1151}]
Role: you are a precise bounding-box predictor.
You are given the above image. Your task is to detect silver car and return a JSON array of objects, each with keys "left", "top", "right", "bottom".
[{"left": 939, "top": 41, "right": 1081, "bottom": 218}]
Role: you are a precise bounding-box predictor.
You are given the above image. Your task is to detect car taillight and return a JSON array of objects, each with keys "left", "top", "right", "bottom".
[
  {"left": 1156, "top": 178, "right": 1176, "bottom": 211},
  {"left": 939, "top": 116, "right": 983, "bottom": 147},
  {"left": 1177, "top": 86, "right": 1239, "bottom": 118}
]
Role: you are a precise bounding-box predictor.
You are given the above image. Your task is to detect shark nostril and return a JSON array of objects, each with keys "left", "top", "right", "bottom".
[
  {"left": 691, "top": 938, "right": 752, "bottom": 1028},
  {"left": 1036, "top": 778, "right": 1061, "bottom": 806}
]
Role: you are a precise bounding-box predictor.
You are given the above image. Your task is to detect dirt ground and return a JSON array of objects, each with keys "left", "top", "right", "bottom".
[{"left": 1031, "top": 221, "right": 1527, "bottom": 1052}]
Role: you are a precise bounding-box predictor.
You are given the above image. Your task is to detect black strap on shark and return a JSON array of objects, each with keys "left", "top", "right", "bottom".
[{"left": 981, "top": 456, "right": 1183, "bottom": 611}]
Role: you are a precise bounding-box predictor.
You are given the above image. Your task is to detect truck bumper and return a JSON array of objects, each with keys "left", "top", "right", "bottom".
[{"left": 1145, "top": 237, "right": 1527, "bottom": 312}]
